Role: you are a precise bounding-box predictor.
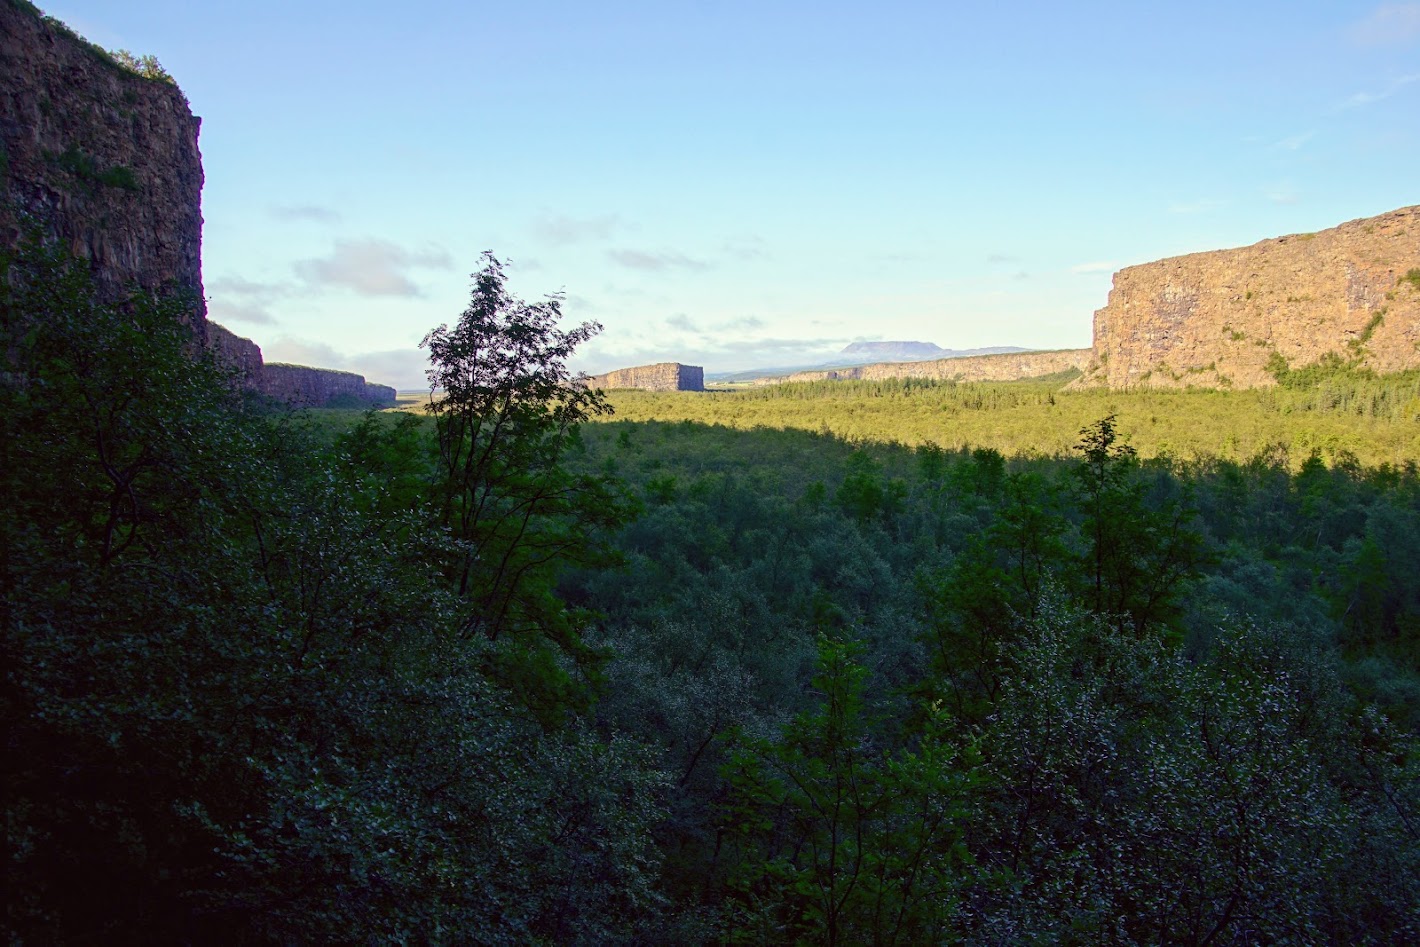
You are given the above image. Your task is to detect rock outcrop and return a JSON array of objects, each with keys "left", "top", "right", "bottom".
[
  {"left": 587, "top": 362, "right": 704, "bottom": 391},
  {"left": 0, "top": 0, "right": 204, "bottom": 316},
  {"left": 783, "top": 348, "right": 1092, "bottom": 384},
  {"left": 1, "top": 1, "right": 398, "bottom": 406},
  {"left": 207, "top": 324, "right": 396, "bottom": 408},
  {"left": 206, "top": 322, "right": 262, "bottom": 383},
  {"left": 1081, "top": 206, "right": 1420, "bottom": 388},
  {"left": 262, "top": 363, "right": 396, "bottom": 409}
]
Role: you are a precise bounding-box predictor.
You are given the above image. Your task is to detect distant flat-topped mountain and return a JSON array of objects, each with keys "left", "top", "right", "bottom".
[
  {"left": 840, "top": 341, "right": 1028, "bottom": 362},
  {"left": 705, "top": 344, "right": 1034, "bottom": 383}
]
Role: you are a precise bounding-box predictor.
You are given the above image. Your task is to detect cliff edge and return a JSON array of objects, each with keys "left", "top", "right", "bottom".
[
  {"left": 587, "top": 362, "right": 704, "bottom": 391},
  {"left": 1, "top": 1, "right": 397, "bottom": 408},
  {"left": 0, "top": 0, "right": 204, "bottom": 315},
  {"left": 1081, "top": 206, "right": 1420, "bottom": 388}
]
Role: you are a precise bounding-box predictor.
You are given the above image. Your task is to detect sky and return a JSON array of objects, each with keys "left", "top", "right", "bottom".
[{"left": 43, "top": 1, "right": 1420, "bottom": 388}]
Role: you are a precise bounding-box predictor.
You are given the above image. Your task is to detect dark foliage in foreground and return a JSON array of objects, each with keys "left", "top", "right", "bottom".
[{"left": 3, "top": 241, "right": 1418, "bottom": 942}]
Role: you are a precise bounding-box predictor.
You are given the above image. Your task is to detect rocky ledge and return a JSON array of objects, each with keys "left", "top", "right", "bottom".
[
  {"left": 586, "top": 362, "right": 705, "bottom": 391},
  {"left": 207, "top": 323, "right": 396, "bottom": 408}
]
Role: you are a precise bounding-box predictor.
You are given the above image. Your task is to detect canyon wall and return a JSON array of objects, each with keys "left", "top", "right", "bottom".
[
  {"left": 262, "top": 363, "right": 396, "bottom": 409},
  {"left": 0, "top": 0, "right": 204, "bottom": 316},
  {"left": 209, "top": 324, "right": 396, "bottom": 408},
  {"left": 587, "top": 362, "right": 705, "bottom": 391},
  {"left": 1, "top": 2, "right": 398, "bottom": 407},
  {"left": 207, "top": 322, "right": 262, "bottom": 382},
  {"left": 1080, "top": 205, "right": 1420, "bottom": 388},
  {"left": 783, "top": 348, "right": 1092, "bottom": 384}
]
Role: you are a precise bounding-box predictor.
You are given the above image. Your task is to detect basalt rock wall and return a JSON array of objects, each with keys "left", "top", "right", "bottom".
[
  {"left": 588, "top": 362, "right": 704, "bottom": 391},
  {"left": 1081, "top": 205, "right": 1420, "bottom": 388},
  {"left": 784, "top": 348, "right": 1092, "bottom": 384},
  {"left": 207, "top": 324, "right": 396, "bottom": 408},
  {"left": 2, "top": 3, "right": 399, "bottom": 405},
  {"left": 207, "top": 322, "right": 262, "bottom": 383},
  {"left": 0, "top": 0, "right": 205, "bottom": 320},
  {"left": 262, "top": 363, "right": 397, "bottom": 409}
]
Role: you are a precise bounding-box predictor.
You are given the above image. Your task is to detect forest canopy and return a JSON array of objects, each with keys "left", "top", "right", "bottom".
[{"left": 3, "top": 240, "right": 1418, "bottom": 943}]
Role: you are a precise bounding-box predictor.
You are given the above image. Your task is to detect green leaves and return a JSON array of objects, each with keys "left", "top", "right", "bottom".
[
  {"left": 421, "top": 252, "right": 634, "bottom": 718},
  {"left": 721, "top": 638, "right": 980, "bottom": 945}
]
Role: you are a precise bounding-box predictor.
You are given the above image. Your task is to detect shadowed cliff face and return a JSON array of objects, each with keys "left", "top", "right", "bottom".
[
  {"left": 1, "top": 2, "right": 399, "bottom": 408},
  {"left": 208, "top": 324, "right": 396, "bottom": 408},
  {"left": 0, "top": 0, "right": 204, "bottom": 320},
  {"left": 1082, "top": 205, "right": 1420, "bottom": 389}
]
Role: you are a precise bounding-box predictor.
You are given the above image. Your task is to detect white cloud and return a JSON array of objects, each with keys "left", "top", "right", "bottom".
[
  {"left": 531, "top": 213, "right": 620, "bottom": 246},
  {"left": 207, "top": 299, "right": 275, "bottom": 325},
  {"left": 1265, "top": 182, "right": 1300, "bottom": 204},
  {"left": 293, "top": 239, "right": 452, "bottom": 297},
  {"left": 206, "top": 275, "right": 299, "bottom": 325},
  {"left": 578, "top": 334, "right": 853, "bottom": 375},
  {"left": 1338, "top": 73, "right": 1420, "bottom": 109},
  {"left": 1273, "top": 130, "right": 1315, "bottom": 150},
  {"left": 1350, "top": 3, "right": 1420, "bottom": 45},
  {"left": 607, "top": 248, "right": 709, "bottom": 272},
  {"left": 262, "top": 336, "right": 431, "bottom": 390},
  {"left": 721, "top": 235, "right": 768, "bottom": 262},
  {"left": 1069, "top": 261, "right": 1120, "bottom": 274},
  {"left": 666, "top": 313, "right": 699, "bottom": 332},
  {"left": 270, "top": 204, "right": 341, "bottom": 223}
]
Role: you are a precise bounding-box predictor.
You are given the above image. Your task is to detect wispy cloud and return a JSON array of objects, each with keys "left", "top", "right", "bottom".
[
  {"left": 531, "top": 213, "right": 620, "bottom": 246},
  {"left": 607, "top": 249, "right": 709, "bottom": 272},
  {"left": 1273, "top": 130, "right": 1315, "bottom": 150},
  {"left": 207, "top": 300, "right": 276, "bottom": 325},
  {"left": 1069, "top": 261, "right": 1120, "bottom": 274},
  {"left": 262, "top": 336, "right": 431, "bottom": 390},
  {"left": 1265, "top": 181, "right": 1301, "bottom": 204},
  {"left": 1349, "top": 3, "right": 1420, "bottom": 45},
  {"left": 723, "top": 315, "right": 767, "bottom": 331},
  {"left": 1338, "top": 73, "right": 1420, "bottom": 109},
  {"left": 580, "top": 334, "right": 853, "bottom": 375},
  {"left": 1168, "top": 199, "right": 1226, "bottom": 215},
  {"left": 666, "top": 313, "right": 699, "bottom": 332},
  {"left": 270, "top": 204, "right": 341, "bottom": 223},
  {"left": 206, "top": 275, "right": 298, "bottom": 326},
  {"left": 294, "top": 239, "right": 452, "bottom": 297},
  {"left": 986, "top": 253, "right": 1020, "bottom": 264},
  {"left": 721, "top": 235, "right": 768, "bottom": 262}
]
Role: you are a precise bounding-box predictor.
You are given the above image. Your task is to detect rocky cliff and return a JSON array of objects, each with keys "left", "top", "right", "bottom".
[
  {"left": 2, "top": 2, "right": 398, "bottom": 407},
  {"left": 0, "top": 0, "right": 204, "bottom": 316},
  {"left": 262, "top": 363, "right": 396, "bottom": 409},
  {"left": 208, "top": 324, "right": 396, "bottom": 408},
  {"left": 1081, "top": 206, "right": 1420, "bottom": 388},
  {"left": 783, "top": 348, "right": 1092, "bottom": 384},
  {"left": 206, "top": 322, "right": 262, "bottom": 382},
  {"left": 587, "top": 362, "right": 705, "bottom": 391}
]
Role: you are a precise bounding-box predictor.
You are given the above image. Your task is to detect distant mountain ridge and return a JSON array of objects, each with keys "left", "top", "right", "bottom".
[
  {"left": 840, "top": 341, "right": 1028, "bottom": 361},
  {"left": 704, "top": 343, "right": 1031, "bottom": 383}
]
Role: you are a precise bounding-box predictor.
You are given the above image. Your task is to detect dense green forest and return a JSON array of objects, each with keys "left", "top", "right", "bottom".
[
  {"left": 4, "top": 242, "right": 1419, "bottom": 943},
  {"left": 603, "top": 372, "right": 1420, "bottom": 469}
]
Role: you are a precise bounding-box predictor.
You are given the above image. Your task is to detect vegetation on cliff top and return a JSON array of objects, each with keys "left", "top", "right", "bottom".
[{"left": 5, "top": 0, "right": 177, "bottom": 86}]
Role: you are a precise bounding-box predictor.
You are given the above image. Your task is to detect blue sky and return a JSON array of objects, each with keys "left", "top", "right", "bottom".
[{"left": 46, "top": 1, "right": 1420, "bottom": 388}]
